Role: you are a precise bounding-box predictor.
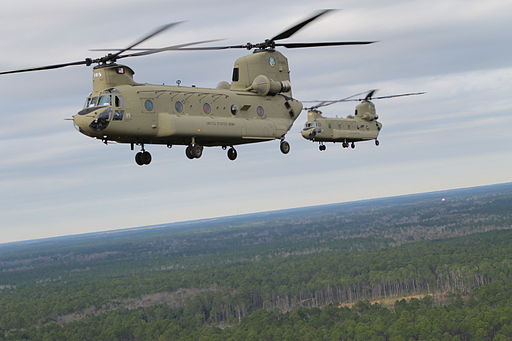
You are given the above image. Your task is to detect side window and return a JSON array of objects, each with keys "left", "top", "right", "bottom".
[
  {"left": 144, "top": 99, "right": 154, "bottom": 112},
  {"left": 115, "top": 96, "right": 124, "bottom": 107},
  {"left": 113, "top": 110, "right": 124, "bottom": 121},
  {"left": 175, "top": 101, "right": 183, "bottom": 113},
  {"left": 232, "top": 68, "right": 239, "bottom": 82}
]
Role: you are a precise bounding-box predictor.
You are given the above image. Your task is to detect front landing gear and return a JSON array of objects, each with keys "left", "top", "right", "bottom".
[
  {"left": 135, "top": 151, "right": 152, "bottom": 166},
  {"left": 375, "top": 139, "right": 380, "bottom": 146},
  {"left": 280, "top": 140, "right": 290, "bottom": 154},
  {"left": 319, "top": 144, "right": 326, "bottom": 151}
]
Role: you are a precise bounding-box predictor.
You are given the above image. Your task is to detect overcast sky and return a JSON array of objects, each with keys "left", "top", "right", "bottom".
[{"left": 0, "top": 0, "right": 510, "bottom": 244}]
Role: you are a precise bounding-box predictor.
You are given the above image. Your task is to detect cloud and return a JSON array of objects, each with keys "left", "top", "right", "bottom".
[{"left": 0, "top": 0, "right": 511, "bottom": 243}]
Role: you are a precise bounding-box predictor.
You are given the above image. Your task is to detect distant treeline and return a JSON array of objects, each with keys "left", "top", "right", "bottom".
[{"left": 0, "top": 183, "right": 511, "bottom": 340}]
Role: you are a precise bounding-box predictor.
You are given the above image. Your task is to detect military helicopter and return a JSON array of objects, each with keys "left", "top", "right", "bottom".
[
  {"left": 301, "top": 90, "right": 425, "bottom": 150},
  {"left": 0, "top": 10, "right": 375, "bottom": 165}
]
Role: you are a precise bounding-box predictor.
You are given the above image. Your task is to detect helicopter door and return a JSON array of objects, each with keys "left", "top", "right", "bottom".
[{"left": 141, "top": 97, "right": 158, "bottom": 134}]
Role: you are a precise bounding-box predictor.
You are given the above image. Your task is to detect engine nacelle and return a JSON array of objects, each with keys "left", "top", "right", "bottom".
[
  {"left": 250, "top": 74, "right": 291, "bottom": 96},
  {"left": 355, "top": 101, "right": 378, "bottom": 121}
]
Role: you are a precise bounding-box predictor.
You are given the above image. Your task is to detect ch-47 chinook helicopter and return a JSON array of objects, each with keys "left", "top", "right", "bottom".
[
  {"left": 0, "top": 10, "right": 376, "bottom": 165},
  {"left": 301, "top": 90, "right": 425, "bottom": 151}
]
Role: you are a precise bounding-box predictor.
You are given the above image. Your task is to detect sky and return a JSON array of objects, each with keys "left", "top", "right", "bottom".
[{"left": 0, "top": 0, "right": 510, "bottom": 244}]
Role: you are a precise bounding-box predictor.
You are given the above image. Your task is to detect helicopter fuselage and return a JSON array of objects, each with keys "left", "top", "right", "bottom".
[
  {"left": 72, "top": 60, "right": 302, "bottom": 151},
  {"left": 301, "top": 107, "right": 382, "bottom": 150},
  {"left": 74, "top": 83, "right": 302, "bottom": 147}
]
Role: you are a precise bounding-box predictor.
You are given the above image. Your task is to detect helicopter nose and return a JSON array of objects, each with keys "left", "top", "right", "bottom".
[
  {"left": 72, "top": 113, "right": 95, "bottom": 135},
  {"left": 73, "top": 107, "right": 112, "bottom": 135},
  {"left": 301, "top": 128, "right": 312, "bottom": 139}
]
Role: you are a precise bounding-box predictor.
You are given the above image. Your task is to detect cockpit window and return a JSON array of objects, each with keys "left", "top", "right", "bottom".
[
  {"left": 98, "top": 95, "right": 111, "bottom": 106},
  {"left": 85, "top": 96, "right": 99, "bottom": 108},
  {"left": 115, "top": 96, "right": 124, "bottom": 107},
  {"left": 305, "top": 122, "right": 319, "bottom": 128}
]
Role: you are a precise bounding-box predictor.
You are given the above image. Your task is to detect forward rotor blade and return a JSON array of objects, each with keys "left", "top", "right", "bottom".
[
  {"left": 271, "top": 9, "right": 334, "bottom": 41},
  {"left": 1, "top": 22, "right": 182, "bottom": 75},
  {"left": 307, "top": 90, "right": 372, "bottom": 109},
  {"left": 276, "top": 41, "right": 376, "bottom": 48},
  {"left": 0, "top": 59, "right": 91, "bottom": 75},
  {"left": 117, "top": 39, "right": 223, "bottom": 59},
  {"left": 108, "top": 21, "right": 182, "bottom": 61},
  {"left": 92, "top": 44, "right": 248, "bottom": 52}
]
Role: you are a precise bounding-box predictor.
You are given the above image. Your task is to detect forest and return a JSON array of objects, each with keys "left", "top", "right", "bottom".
[{"left": 0, "top": 182, "right": 511, "bottom": 340}]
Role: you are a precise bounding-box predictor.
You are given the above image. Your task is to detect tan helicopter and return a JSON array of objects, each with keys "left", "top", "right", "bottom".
[
  {"left": 301, "top": 90, "right": 425, "bottom": 150},
  {"left": 0, "top": 10, "right": 375, "bottom": 165}
]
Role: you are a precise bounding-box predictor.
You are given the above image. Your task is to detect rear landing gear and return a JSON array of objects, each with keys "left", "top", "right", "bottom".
[
  {"left": 375, "top": 139, "right": 380, "bottom": 146},
  {"left": 186, "top": 144, "right": 203, "bottom": 159},
  {"left": 342, "top": 141, "right": 349, "bottom": 148},
  {"left": 280, "top": 140, "right": 290, "bottom": 154},
  {"left": 319, "top": 144, "right": 326, "bottom": 151},
  {"left": 351, "top": 142, "right": 355, "bottom": 149},
  {"left": 227, "top": 147, "right": 237, "bottom": 160},
  {"left": 135, "top": 151, "right": 152, "bottom": 166}
]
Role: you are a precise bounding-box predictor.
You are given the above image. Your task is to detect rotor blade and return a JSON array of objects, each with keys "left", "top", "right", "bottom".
[
  {"left": 92, "top": 44, "right": 249, "bottom": 52},
  {"left": 0, "top": 59, "right": 91, "bottom": 75},
  {"left": 271, "top": 9, "right": 335, "bottom": 41},
  {"left": 365, "top": 89, "right": 378, "bottom": 101},
  {"left": 108, "top": 21, "right": 182, "bottom": 61},
  {"left": 307, "top": 90, "right": 372, "bottom": 109},
  {"left": 173, "top": 44, "right": 249, "bottom": 50},
  {"left": 340, "top": 92, "right": 427, "bottom": 102},
  {"left": 116, "top": 39, "right": 223, "bottom": 59},
  {"left": 371, "top": 92, "right": 426, "bottom": 100},
  {"left": 276, "top": 41, "right": 376, "bottom": 48}
]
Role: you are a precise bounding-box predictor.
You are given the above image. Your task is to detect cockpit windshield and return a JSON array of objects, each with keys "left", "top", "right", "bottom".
[
  {"left": 98, "top": 95, "right": 111, "bottom": 106},
  {"left": 304, "top": 121, "right": 319, "bottom": 129}
]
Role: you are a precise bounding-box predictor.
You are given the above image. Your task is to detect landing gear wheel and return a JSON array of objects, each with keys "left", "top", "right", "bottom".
[
  {"left": 351, "top": 142, "right": 355, "bottom": 149},
  {"left": 142, "top": 151, "right": 152, "bottom": 165},
  {"left": 135, "top": 152, "right": 144, "bottom": 166},
  {"left": 375, "top": 139, "right": 380, "bottom": 146},
  {"left": 319, "top": 144, "right": 326, "bottom": 151},
  {"left": 342, "top": 141, "right": 349, "bottom": 148},
  {"left": 185, "top": 145, "right": 194, "bottom": 159},
  {"left": 191, "top": 145, "right": 203, "bottom": 159},
  {"left": 227, "top": 147, "right": 237, "bottom": 161},
  {"left": 135, "top": 151, "right": 152, "bottom": 166},
  {"left": 280, "top": 141, "right": 290, "bottom": 154}
]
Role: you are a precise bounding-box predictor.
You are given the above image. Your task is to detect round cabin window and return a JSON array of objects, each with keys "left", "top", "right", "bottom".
[
  {"left": 144, "top": 99, "right": 154, "bottom": 111},
  {"left": 203, "top": 103, "right": 211, "bottom": 114},
  {"left": 256, "top": 106, "right": 265, "bottom": 118},
  {"left": 175, "top": 101, "right": 183, "bottom": 113},
  {"left": 230, "top": 104, "right": 239, "bottom": 115}
]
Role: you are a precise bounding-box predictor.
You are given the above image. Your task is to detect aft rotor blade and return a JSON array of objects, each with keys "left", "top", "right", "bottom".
[
  {"left": 341, "top": 92, "right": 427, "bottom": 102},
  {"left": 371, "top": 92, "right": 426, "bottom": 100},
  {"left": 271, "top": 9, "right": 335, "bottom": 41},
  {"left": 108, "top": 21, "right": 182, "bottom": 61},
  {"left": 117, "top": 39, "right": 223, "bottom": 59},
  {"left": 276, "top": 41, "right": 376, "bottom": 48},
  {"left": 0, "top": 59, "right": 91, "bottom": 75}
]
